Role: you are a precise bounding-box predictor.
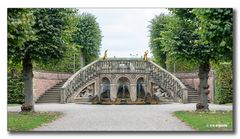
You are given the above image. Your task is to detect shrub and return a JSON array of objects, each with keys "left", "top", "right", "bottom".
[
  {"left": 215, "top": 63, "right": 233, "bottom": 104},
  {"left": 7, "top": 66, "right": 24, "bottom": 104}
]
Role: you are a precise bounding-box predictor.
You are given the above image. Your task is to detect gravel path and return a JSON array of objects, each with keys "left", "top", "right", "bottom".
[{"left": 8, "top": 103, "right": 232, "bottom": 131}]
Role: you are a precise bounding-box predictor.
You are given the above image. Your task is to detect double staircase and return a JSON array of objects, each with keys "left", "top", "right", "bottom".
[
  {"left": 36, "top": 80, "right": 66, "bottom": 103},
  {"left": 36, "top": 59, "right": 200, "bottom": 104}
]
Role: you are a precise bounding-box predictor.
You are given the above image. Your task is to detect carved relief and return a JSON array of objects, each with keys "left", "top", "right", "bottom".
[
  {"left": 76, "top": 83, "right": 95, "bottom": 98},
  {"left": 152, "top": 83, "right": 170, "bottom": 98}
]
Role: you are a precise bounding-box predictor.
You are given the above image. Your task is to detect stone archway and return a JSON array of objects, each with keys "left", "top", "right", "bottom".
[
  {"left": 117, "top": 77, "right": 130, "bottom": 102},
  {"left": 137, "top": 77, "right": 145, "bottom": 99},
  {"left": 100, "top": 77, "right": 110, "bottom": 99}
]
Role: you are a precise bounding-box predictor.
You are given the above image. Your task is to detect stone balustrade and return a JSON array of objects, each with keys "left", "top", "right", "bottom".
[{"left": 60, "top": 58, "right": 188, "bottom": 103}]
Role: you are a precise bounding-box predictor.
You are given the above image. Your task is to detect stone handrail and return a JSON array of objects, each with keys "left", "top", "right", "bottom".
[
  {"left": 148, "top": 60, "right": 188, "bottom": 103},
  {"left": 60, "top": 59, "right": 100, "bottom": 103}
]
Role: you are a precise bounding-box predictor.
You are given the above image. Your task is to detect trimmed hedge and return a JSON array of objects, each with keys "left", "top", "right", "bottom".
[
  {"left": 215, "top": 63, "right": 233, "bottom": 104},
  {"left": 7, "top": 70, "right": 24, "bottom": 104}
]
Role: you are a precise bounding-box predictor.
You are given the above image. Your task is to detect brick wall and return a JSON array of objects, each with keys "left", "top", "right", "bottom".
[
  {"left": 174, "top": 71, "right": 215, "bottom": 103},
  {"left": 33, "top": 71, "right": 72, "bottom": 101}
]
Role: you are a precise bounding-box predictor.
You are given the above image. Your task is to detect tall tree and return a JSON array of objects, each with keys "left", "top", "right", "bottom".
[
  {"left": 193, "top": 9, "right": 233, "bottom": 111},
  {"left": 149, "top": 14, "right": 169, "bottom": 69},
  {"left": 162, "top": 8, "right": 233, "bottom": 111},
  {"left": 8, "top": 8, "right": 77, "bottom": 111},
  {"left": 73, "top": 13, "right": 102, "bottom": 67}
]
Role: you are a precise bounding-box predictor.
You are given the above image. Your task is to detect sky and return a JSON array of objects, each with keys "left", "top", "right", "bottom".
[{"left": 79, "top": 8, "right": 169, "bottom": 58}]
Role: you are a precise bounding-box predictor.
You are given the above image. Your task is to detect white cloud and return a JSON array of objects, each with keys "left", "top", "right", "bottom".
[{"left": 78, "top": 8, "right": 169, "bottom": 58}]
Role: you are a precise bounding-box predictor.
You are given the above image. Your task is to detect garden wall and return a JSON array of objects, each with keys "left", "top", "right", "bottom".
[
  {"left": 33, "top": 71, "right": 72, "bottom": 101},
  {"left": 174, "top": 71, "right": 215, "bottom": 103}
]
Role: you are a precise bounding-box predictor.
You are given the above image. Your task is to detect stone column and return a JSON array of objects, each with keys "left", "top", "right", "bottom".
[
  {"left": 142, "top": 84, "right": 147, "bottom": 95},
  {"left": 110, "top": 84, "right": 117, "bottom": 101},
  {"left": 95, "top": 78, "right": 99, "bottom": 96},
  {"left": 182, "top": 88, "right": 188, "bottom": 104},
  {"left": 130, "top": 84, "right": 137, "bottom": 102},
  {"left": 60, "top": 88, "right": 66, "bottom": 104},
  {"left": 99, "top": 84, "right": 103, "bottom": 97}
]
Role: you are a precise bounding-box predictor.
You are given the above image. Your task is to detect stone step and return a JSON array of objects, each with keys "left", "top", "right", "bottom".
[
  {"left": 46, "top": 89, "right": 61, "bottom": 92},
  {"left": 37, "top": 101, "right": 60, "bottom": 103},
  {"left": 39, "top": 96, "right": 60, "bottom": 99},
  {"left": 41, "top": 92, "right": 60, "bottom": 95},
  {"left": 188, "top": 92, "right": 198, "bottom": 94},
  {"left": 188, "top": 93, "right": 198, "bottom": 95},
  {"left": 38, "top": 94, "right": 60, "bottom": 97},
  {"left": 39, "top": 97, "right": 60, "bottom": 100},
  {"left": 189, "top": 100, "right": 200, "bottom": 102},
  {"left": 38, "top": 97, "right": 60, "bottom": 100},
  {"left": 52, "top": 85, "right": 63, "bottom": 88},
  {"left": 36, "top": 80, "right": 67, "bottom": 103},
  {"left": 188, "top": 95, "right": 198, "bottom": 97},
  {"left": 188, "top": 94, "right": 199, "bottom": 96},
  {"left": 188, "top": 98, "right": 200, "bottom": 100},
  {"left": 188, "top": 99, "right": 200, "bottom": 101},
  {"left": 74, "top": 97, "right": 92, "bottom": 102},
  {"left": 188, "top": 97, "right": 199, "bottom": 99},
  {"left": 48, "top": 88, "right": 61, "bottom": 90},
  {"left": 188, "top": 101, "right": 199, "bottom": 103}
]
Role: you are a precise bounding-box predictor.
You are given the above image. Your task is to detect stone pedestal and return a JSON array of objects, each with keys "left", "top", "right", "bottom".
[
  {"left": 110, "top": 84, "right": 117, "bottom": 101},
  {"left": 130, "top": 84, "right": 137, "bottom": 102}
]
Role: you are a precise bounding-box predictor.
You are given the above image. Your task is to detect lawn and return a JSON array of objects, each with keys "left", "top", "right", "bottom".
[
  {"left": 174, "top": 111, "right": 233, "bottom": 131},
  {"left": 8, "top": 112, "right": 62, "bottom": 131}
]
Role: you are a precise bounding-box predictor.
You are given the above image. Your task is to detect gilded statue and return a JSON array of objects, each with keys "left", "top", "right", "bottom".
[
  {"left": 143, "top": 50, "right": 148, "bottom": 61},
  {"left": 103, "top": 49, "right": 108, "bottom": 60}
]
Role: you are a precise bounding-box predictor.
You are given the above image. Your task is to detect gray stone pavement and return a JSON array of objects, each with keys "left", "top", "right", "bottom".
[{"left": 7, "top": 103, "right": 232, "bottom": 131}]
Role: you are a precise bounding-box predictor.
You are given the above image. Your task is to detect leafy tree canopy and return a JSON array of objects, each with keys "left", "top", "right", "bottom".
[
  {"left": 8, "top": 8, "right": 77, "bottom": 63},
  {"left": 73, "top": 12, "right": 102, "bottom": 64}
]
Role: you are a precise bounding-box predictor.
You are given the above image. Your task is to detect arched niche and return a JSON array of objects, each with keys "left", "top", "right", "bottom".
[
  {"left": 137, "top": 77, "right": 145, "bottom": 98},
  {"left": 100, "top": 77, "right": 110, "bottom": 98},
  {"left": 117, "top": 77, "right": 130, "bottom": 99}
]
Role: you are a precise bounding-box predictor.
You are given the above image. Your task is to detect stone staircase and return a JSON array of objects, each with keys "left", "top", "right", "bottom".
[
  {"left": 182, "top": 82, "right": 200, "bottom": 103},
  {"left": 36, "top": 80, "right": 66, "bottom": 103},
  {"left": 74, "top": 97, "right": 92, "bottom": 104}
]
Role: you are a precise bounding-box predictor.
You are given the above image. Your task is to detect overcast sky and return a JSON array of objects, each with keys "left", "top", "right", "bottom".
[{"left": 79, "top": 8, "right": 169, "bottom": 58}]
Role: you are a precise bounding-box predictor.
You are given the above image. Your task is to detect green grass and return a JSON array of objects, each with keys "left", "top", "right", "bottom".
[
  {"left": 8, "top": 112, "right": 62, "bottom": 131},
  {"left": 174, "top": 111, "right": 233, "bottom": 131}
]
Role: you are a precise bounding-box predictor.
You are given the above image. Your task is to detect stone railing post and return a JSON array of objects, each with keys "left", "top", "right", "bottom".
[
  {"left": 60, "top": 88, "right": 66, "bottom": 104},
  {"left": 182, "top": 88, "right": 188, "bottom": 104}
]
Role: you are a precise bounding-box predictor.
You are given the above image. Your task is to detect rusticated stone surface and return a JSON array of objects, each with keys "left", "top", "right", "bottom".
[{"left": 33, "top": 71, "right": 72, "bottom": 101}]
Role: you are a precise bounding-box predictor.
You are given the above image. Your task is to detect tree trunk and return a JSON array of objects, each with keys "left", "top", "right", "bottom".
[
  {"left": 21, "top": 54, "right": 34, "bottom": 112},
  {"left": 80, "top": 50, "right": 85, "bottom": 68},
  {"left": 196, "top": 60, "right": 210, "bottom": 112}
]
